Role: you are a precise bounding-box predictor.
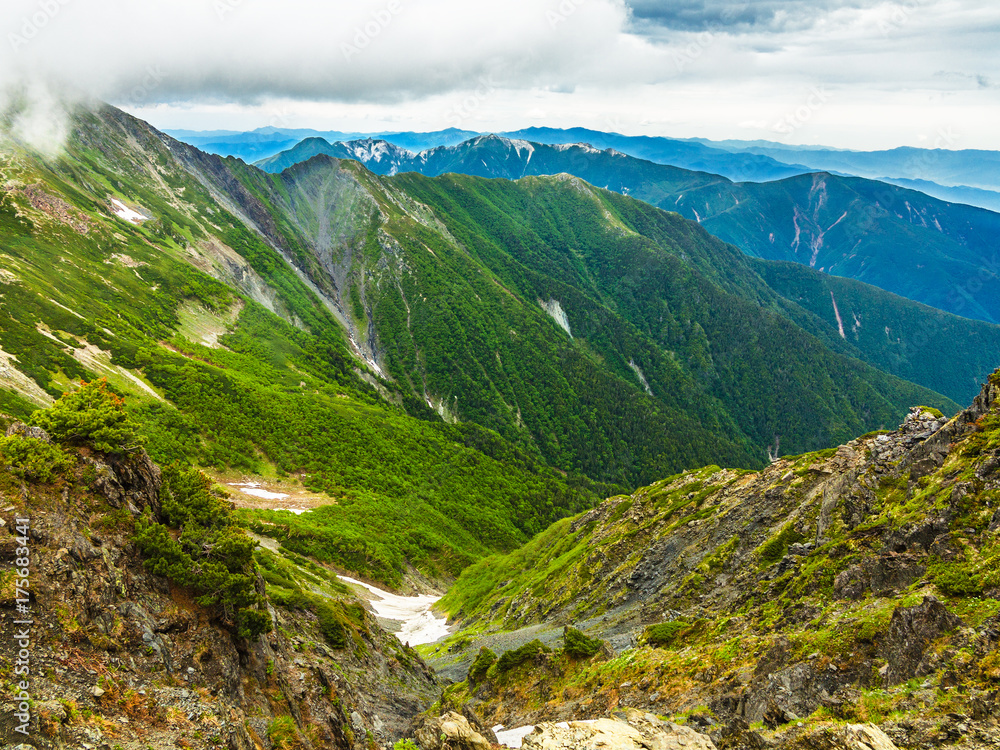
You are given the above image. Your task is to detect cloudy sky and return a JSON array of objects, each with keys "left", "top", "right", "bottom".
[{"left": 2, "top": 0, "right": 998, "bottom": 149}]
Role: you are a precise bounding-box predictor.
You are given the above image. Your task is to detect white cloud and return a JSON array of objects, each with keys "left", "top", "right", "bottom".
[{"left": 0, "top": 0, "right": 997, "bottom": 149}]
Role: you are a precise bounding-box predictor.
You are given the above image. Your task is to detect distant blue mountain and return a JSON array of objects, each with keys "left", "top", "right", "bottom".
[
  {"left": 696, "top": 139, "right": 1000, "bottom": 194},
  {"left": 170, "top": 125, "right": 1000, "bottom": 212}
]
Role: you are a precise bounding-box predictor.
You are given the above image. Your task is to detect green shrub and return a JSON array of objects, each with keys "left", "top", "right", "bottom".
[
  {"left": 756, "top": 523, "right": 806, "bottom": 568},
  {"left": 495, "top": 639, "right": 551, "bottom": 673},
  {"left": 0, "top": 435, "right": 73, "bottom": 482},
  {"left": 563, "top": 626, "right": 602, "bottom": 659},
  {"left": 393, "top": 741, "right": 419, "bottom": 750},
  {"left": 468, "top": 647, "right": 497, "bottom": 683},
  {"left": 644, "top": 620, "right": 691, "bottom": 649},
  {"left": 134, "top": 466, "right": 271, "bottom": 639},
  {"left": 314, "top": 601, "right": 348, "bottom": 649},
  {"left": 933, "top": 564, "right": 984, "bottom": 596},
  {"left": 32, "top": 379, "right": 144, "bottom": 454}
]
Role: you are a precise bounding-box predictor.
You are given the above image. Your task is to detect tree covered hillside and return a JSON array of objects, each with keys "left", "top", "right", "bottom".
[{"left": 0, "top": 106, "right": 615, "bottom": 586}]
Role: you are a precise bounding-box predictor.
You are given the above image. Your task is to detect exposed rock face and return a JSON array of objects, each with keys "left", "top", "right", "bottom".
[
  {"left": 4, "top": 422, "right": 51, "bottom": 441},
  {"left": 833, "top": 556, "right": 926, "bottom": 600},
  {"left": 412, "top": 711, "right": 495, "bottom": 750},
  {"left": 522, "top": 710, "right": 717, "bottom": 750},
  {"left": 91, "top": 448, "right": 163, "bottom": 515},
  {"left": 431, "top": 374, "right": 1000, "bottom": 748},
  {"left": 880, "top": 596, "right": 964, "bottom": 685},
  {"left": 787, "top": 723, "right": 900, "bottom": 750}
]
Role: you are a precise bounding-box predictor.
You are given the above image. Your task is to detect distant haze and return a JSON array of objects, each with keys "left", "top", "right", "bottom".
[{"left": 0, "top": 0, "right": 998, "bottom": 150}]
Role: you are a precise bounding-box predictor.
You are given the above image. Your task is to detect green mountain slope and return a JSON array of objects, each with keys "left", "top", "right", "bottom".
[
  {"left": 0, "top": 106, "right": 612, "bottom": 587},
  {"left": 754, "top": 258, "right": 1000, "bottom": 404},
  {"left": 261, "top": 135, "right": 1000, "bottom": 326},
  {"left": 0, "top": 104, "right": 974, "bottom": 583},
  {"left": 215, "top": 149, "right": 960, "bottom": 484}
]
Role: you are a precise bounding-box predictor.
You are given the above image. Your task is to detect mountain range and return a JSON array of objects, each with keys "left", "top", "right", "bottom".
[
  {"left": 171, "top": 125, "right": 1000, "bottom": 213},
  {"left": 254, "top": 134, "right": 1000, "bottom": 327},
  {"left": 4, "top": 105, "right": 998, "bottom": 575},
  {"left": 4, "top": 104, "right": 1000, "bottom": 749}
]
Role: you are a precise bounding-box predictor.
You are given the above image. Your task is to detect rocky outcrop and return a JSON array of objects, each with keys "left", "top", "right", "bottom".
[
  {"left": 90, "top": 448, "right": 162, "bottom": 516},
  {"left": 430, "top": 374, "right": 1000, "bottom": 749},
  {"left": 787, "top": 723, "right": 900, "bottom": 750},
  {"left": 521, "top": 710, "right": 717, "bottom": 750},
  {"left": 880, "top": 596, "right": 963, "bottom": 685},
  {"left": 0, "top": 445, "right": 438, "bottom": 749},
  {"left": 5, "top": 422, "right": 51, "bottom": 441},
  {"left": 832, "top": 555, "right": 926, "bottom": 600},
  {"left": 412, "top": 711, "right": 495, "bottom": 750}
]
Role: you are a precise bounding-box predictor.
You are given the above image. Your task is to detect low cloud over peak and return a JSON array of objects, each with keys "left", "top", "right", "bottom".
[{"left": 0, "top": 0, "right": 997, "bottom": 150}]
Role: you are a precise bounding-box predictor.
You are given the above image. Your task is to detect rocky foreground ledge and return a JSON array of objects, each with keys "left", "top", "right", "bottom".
[{"left": 411, "top": 706, "right": 906, "bottom": 750}]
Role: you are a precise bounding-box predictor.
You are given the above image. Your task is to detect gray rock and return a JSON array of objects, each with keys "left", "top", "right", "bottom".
[
  {"left": 881, "top": 596, "right": 963, "bottom": 685},
  {"left": 413, "top": 712, "right": 493, "bottom": 750},
  {"left": 833, "top": 555, "right": 926, "bottom": 600},
  {"left": 5, "top": 422, "right": 50, "bottom": 442},
  {"left": 522, "top": 710, "right": 717, "bottom": 750}
]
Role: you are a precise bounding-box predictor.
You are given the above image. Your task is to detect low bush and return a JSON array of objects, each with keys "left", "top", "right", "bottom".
[
  {"left": 32, "top": 379, "right": 144, "bottom": 454},
  {"left": 644, "top": 620, "right": 691, "bottom": 649},
  {"left": 134, "top": 466, "right": 271, "bottom": 639},
  {"left": 468, "top": 647, "right": 497, "bottom": 683},
  {"left": 0, "top": 435, "right": 74, "bottom": 482},
  {"left": 496, "top": 639, "right": 551, "bottom": 673},
  {"left": 563, "top": 626, "right": 602, "bottom": 659}
]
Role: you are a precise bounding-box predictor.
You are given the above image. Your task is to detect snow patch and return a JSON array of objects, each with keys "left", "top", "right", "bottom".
[
  {"left": 539, "top": 299, "right": 572, "bottom": 338},
  {"left": 110, "top": 198, "right": 147, "bottom": 224},
  {"left": 345, "top": 139, "right": 414, "bottom": 163},
  {"left": 231, "top": 482, "right": 290, "bottom": 501},
  {"left": 338, "top": 575, "right": 450, "bottom": 646},
  {"left": 553, "top": 142, "right": 597, "bottom": 154}
]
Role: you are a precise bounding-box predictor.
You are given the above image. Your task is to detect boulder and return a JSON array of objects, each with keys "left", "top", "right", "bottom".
[
  {"left": 412, "top": 711, "right": 494, "bottom": 750},
  {"left": 795, "top": 723, "right": 900, "bottom": 750},
  {"left": 833, "top": 555, "right": 926, "bottom": 600},
  {"left": 881, "top": 596, "right": 962, "bottom": 685},
  {"left": 89, "top": 448, "right": 161, "bottom": 515},
  {"left": 4, "top": 422, "right": 50, "bottom": 442}
]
